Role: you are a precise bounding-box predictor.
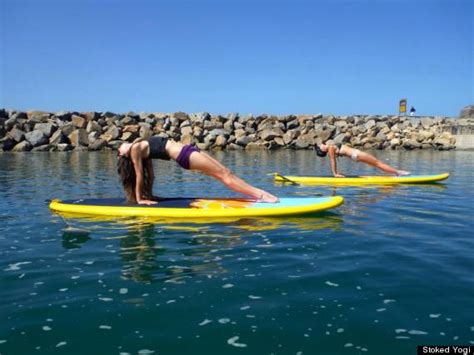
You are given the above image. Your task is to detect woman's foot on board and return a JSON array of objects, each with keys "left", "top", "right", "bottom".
[
  {"left": 257, "top": 191, "right": 280, "bottom": 203},
  {"left": 397, "top": 170, "right": 411, "bottom": 176}
]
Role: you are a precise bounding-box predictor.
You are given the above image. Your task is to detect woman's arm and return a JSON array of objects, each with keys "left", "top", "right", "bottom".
[
  {"left": 144, "top": 159, "right": 156, "bottom": 200},
  {"left": 328, "top": 146, "right": 345, "bottom": 177},
  {"left": 131, "top": 147, "right": 156, "bottom": 205}
]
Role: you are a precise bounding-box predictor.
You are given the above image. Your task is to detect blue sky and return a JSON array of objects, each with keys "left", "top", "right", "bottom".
[{"left": 1, "top": 0, "right": 472, "bottom": 116}]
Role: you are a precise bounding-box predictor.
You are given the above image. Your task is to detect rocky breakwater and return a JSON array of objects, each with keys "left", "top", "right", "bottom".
[{"left": 0, "top": 109, "right": 457, "bottom": 152}]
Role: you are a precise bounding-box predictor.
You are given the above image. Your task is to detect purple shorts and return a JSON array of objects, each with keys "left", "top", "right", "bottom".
[{"left": 176, "top": 145, "right": 200, "bottom": 170}]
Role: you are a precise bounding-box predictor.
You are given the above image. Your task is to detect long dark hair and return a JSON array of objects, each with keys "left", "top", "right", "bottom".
[
  {"left": 117, "top": 155, "right": 137, "bottom": 203},
  {"left": 315, "top": 144, "right": 327, "bottom": 157},
  {"left": 117, "top": 153, "right": 153, "bottom": 203}
]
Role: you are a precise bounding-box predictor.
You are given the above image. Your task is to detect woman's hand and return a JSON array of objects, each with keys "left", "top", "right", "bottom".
[{"left": 137, "top": 199, "right": 158, "bottom": 205}]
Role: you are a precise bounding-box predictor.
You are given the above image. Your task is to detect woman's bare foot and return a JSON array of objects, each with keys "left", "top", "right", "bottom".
[
  {"left": 257, "top": 191, "right": 280, "bottom": 203},
  {"left": 397, "top": 170, "right": 411, "bottom": 176}
]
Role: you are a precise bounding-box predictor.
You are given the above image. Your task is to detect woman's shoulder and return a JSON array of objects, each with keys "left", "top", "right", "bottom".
[
  {"left": 130, "top": 140, "right": 148, "bottom": 156},
  {"left": 327, "top": 142, "right": 342, "bottom": 150}
]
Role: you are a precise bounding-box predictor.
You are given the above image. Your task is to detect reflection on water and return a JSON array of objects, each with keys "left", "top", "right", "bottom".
[
  {"left": 119, "top": 223, "right": 161, "bottom": 283},
  {"left": 61, "top": 227, "right": 91, "bottom": 249},
  {"left": 55, "top": 212, "right": 344, "bottom": 284}
]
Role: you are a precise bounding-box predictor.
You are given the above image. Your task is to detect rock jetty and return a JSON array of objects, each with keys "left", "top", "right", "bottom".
[{"left": 0, "top": 109, "right": 462, "bottom": 152}]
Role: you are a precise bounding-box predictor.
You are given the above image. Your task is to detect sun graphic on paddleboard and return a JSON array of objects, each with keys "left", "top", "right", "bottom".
[{"left": 190, "top": 199, "right": 254, "bottom": 209}]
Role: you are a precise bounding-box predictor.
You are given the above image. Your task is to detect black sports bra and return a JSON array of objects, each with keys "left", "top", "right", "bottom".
[
  {"left": 147, "top": 136, "right": 170, "bottom": 160},
  {"left": 330, "top": 142, "right": 343, "bottom": 156}
]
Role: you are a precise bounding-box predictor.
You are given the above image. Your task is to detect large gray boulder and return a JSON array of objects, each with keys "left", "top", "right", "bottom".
[
  {"left": 71, "top": 115, "right": 87, "bottom": 128},
  {"left": 68, "top": 129, "right": 89, "bottom": 146},
  {"left": 61, "top": 123, "right": 76, "bottom": 136},
  {"left": 25, "top": 130, "right": 48, "bottom": 147},
  {"left": 295, "top": 134, "right": 314, "bottom": 149},
  {"left": 34, "top": 122, "right": 56, "bottom": 137},
  {"left": 208, "top": 128, "right": 228, "bottom": 138},
  {"left": 260, "top": 128, "right": 284, "bottom": 141},
  {"left": 88, "top": 139, "right": 106, "bottom": 151},
  {"left": 50, "top": 130, "right": 68, "bottom": 145},
  {"left": 235, "top": 135, "right": 251, "bottom": 146},
  {"left": 9, "top": 127, "right": 25, "bottom": 142},
  {"left": 104, "top": 126, "right": 121, "bottom": 140},
  {"left": 86, "top": 120, "right": 102, "bottom": 133}
]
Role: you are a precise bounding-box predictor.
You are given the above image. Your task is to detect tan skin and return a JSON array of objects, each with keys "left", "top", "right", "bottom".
[
  {"left": 118, "top": 140, "right": 279, "bottom": 205},
  {"left": 319, "top": 143, "right": 410, "bottom": 177}
]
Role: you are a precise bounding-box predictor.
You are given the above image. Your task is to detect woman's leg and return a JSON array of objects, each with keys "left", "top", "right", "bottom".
[
  {"left": 357, "top": 152, "right": 409, "bottom": 175},
  {"left": 188, "top": 151, "right": 279, "bottom": 202}
]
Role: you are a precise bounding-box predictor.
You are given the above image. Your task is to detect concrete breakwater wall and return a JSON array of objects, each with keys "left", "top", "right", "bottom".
[{"left": 0, "top": 109, "right": 468, "bottom": 152}]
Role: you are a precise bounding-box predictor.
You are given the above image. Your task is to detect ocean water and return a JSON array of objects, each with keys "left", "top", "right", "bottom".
[{"left": 0, "top": 150, "right": 473, "bottom": 355}]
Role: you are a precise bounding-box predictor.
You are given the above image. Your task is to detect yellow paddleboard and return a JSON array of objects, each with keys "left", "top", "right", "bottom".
[
  {"left": 274, "top": 173, "right": 450, "bottom": 185},
  {"left": 49, "top": 196, "right": 344, "bottom": 218}
]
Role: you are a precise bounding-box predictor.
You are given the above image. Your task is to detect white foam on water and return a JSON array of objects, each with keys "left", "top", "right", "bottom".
[
  {"left": 227, "top": 336, "right": 247, "bottom": 348},
  {"left": 4, "top": 261, "right": 32, "bottom": 271},
  {"left": 408, "top": 330, "right": 428, "bottom": 335},
  {"left": 325, "top": 281, "right": 339, "bottom": 287},
  {"left": 138, "top": 350, "right": 154, "bottom": 354},
  {"left": 199, "top": 319, "right": 212, "bottom": 326}
]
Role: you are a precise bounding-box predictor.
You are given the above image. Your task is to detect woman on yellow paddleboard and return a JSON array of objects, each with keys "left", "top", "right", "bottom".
[
  {"left": 117, "top": 137, "right": 279, "bottom": 205},
  {"left": 315, "top": 142, "right": 410, "bottom": 178}
]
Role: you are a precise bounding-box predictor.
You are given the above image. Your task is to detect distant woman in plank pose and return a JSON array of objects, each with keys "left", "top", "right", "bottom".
[
  {"left": 314, "top": 142, "right": 410, "bottom": 178},
  {"left": 117, "top": 137, "right": 279, "bottom": 205}
]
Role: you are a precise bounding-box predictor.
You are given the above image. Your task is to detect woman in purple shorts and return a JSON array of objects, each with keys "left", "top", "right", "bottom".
[{"left": 117, "top": 137, "right": 279, "bottom": 205}]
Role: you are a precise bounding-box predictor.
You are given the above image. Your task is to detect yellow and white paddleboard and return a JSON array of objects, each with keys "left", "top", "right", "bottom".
[
  {"left": 49, "top": 196, "right": 344, "bottom": 218},
  {"left": 274, "top": 173, "right": 450, "bottom": 185}
]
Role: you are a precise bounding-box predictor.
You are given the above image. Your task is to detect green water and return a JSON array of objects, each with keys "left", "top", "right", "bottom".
[{"left": 0, "top": 150, "right": 473, "bottom": 354}]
